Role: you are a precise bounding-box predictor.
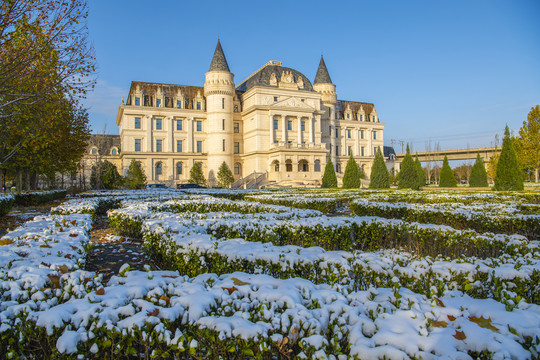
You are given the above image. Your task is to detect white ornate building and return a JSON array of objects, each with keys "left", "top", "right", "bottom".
[{"left": 113, "top": 41, "right": 386, "bottom": 187}]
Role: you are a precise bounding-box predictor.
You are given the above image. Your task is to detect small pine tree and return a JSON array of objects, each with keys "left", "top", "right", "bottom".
[
  {"left": 494, "top": 126, "right": 523, "bottom": 191},
  {"left": 101, "top": 160, "right": 123, "bottom": 189},
  {"left": 415, "top": 156, "right": 426, "bottom": 189},
  {"left": 217, "top": 161, "right": 234, "bottom": 188},
  {"left": 189, "top": 163, "right": 207, "bottom": 186},
  {"left": 369, "top": 147, "right": 390, "bottom": 189},
  {"left": 321, "top": 155, "right": 338, "bottom": 188},
  {"left": 439, "top": 155, "right": 457, "bottom": 187},
  {"left": 125, "top": 160, "right": 146, "bottom": 189},
  {"left": 342, "top": 154, "right": 361, "bottom": 188},
  {"left": 398, "top": 144, "right": 419, "bottom": 190},
  {"left": 469, "top": 154, "right": 489, "bottom": 187}
]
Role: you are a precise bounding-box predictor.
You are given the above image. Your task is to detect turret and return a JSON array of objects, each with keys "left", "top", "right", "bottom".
[{"left": 204, "top": 40, "right": 235, "bottom": 186}]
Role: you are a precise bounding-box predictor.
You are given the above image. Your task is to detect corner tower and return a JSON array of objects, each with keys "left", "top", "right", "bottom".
[
  {"left": 313, "top": 56, "right": 338, "bottom": 163},
  {"left": 204, "top": 40, "right": 235, "bottom": 185}
]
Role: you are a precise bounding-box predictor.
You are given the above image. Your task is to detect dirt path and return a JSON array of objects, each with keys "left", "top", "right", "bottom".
[{"left": 85, "top": 214, "right": 158, "bottom": 282}]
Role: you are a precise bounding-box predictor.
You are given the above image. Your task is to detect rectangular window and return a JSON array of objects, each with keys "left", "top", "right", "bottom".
[
  {"left": 196, "top": 121, "right": 202, "bottom": 132},
  {"left": 135, "top": 139, "right": 141, "bottom": 152},
  {"left": 347, "top": 113, "right": 350, "bottom": 119},
  {"left": 176, "top": 140, "right": 182, "bottom": 152},
  {"left": 177, "top": 100, "right": 181, "bottom": 108},
  {"left": 177, "top": 119, "right": 182, "bottom": 131},
  {"left": 373, "top": 131, "right": 377, "bottom": 140},
  {"left": 301, "top": 121, "right": 305, "bottom": 132},
  {"left": 222, "top": 119, "right": 225, "bottom": 131},
  {"left": 360, "top": 114, "right": 363, "bottom": 121},
  {"left": 373, "top": 115, "right": 376, "bottom": 122},
  {"left": 347, "top": 129, "right": 351, "bottom": 138},
  {"left": 156, "top": 99, "right": 161, "bottom": 108},
  {"left": 196, "top": 102, "right": 201, "bottom": 110},
  {"left": 348, "top": 146, "right": 352, "bottom": 155},
  {"left": 156, "top": 139, "right": 162, "bottom": 152},
  {"left": 335, "top": 128, "right": 339, "bottom": 138},
  {"left": 222, "top": 139, "right": 225, "bottom": 152},
  {"left": 287, "top": 120, "right": 292, "bottom": 131},
  {"left": 234, "top": 104, "right": 239, "bottom": 112},
  {"left": 273, "top": 96, "right": 278, "bottom": 102},
  {"left": 329, "top": 126, "right": 331, "bottom": 134},
  {"left": 361, "top": 146, "right": 365, "bottom": 156},
  {"left": 196, "top": 141, "right": 202, "bottom": 153},
  {"left": 156, "top": 118, "right": 162, "bottom": 130},
  {"left": 135, "top": 97, "right": 140, "bottom": 106},
  {"left": 234, "top": 122, "right": 239, "bottom": 133},
  {"left": 273, "top": 119, "right": 278, "bottom": 130},
  {"left": 361, "top": 130, "right": 364, "bottom": 139},
  {"left": 135, "top": 117, "right": 141, "bottom": 129},
  {"left": 234, "top": 142, "right": 239, "bottom": 154},
  {"left": 336, "top": 145, "right": 339, "bottom": 156},
  {"left": 222, "top": 98, "right": 225, "bottom": 109}
]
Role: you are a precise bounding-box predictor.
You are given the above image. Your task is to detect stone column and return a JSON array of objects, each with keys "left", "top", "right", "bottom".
[
  {"left": 368, "top": 129, "right": 373, "bottom": 155},
  {"left": 282, "top": 116, "right": 287, "bottom": 143},
  {"left": 167, "top": 117, "right": 174, "bottom": 152},
  {"left": 309, "top": 117, "right": 315, "bottom": 144},
  {"left": 356, "top": 129, "right": 360, "bottom": 157},
  {"left": 187, "top": 118, "right": 193, "bottom": 153},
  {"left": 270, "top": 114, "right": 275, "bottom": 144},
  {"left": 146, "top": 115, "right": 152, "bottom": 152}
]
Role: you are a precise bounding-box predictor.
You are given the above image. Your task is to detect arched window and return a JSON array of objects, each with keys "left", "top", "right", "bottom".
[
  {"left": 314, "top": 160, "right": 321, "bottom": 172},
  {"left": 234, "top": 163, "right": 241, "bottom": 176},
  {"left": 155, "top": 162, "right": 162, "bottom": 180},
  {"left": 111, "top": 147, "right": 118, "bottom": 155},
  {"left": 285, "top": 160, "right": 293, "bottom": 172},
  {"left": 298, "top": 159, "right": 309, "bottom": 172},
  {"left": 272, "top": 160, "right": 280, "bottom": 172},
  {"left": 90, "top": 147, "right": 98, "bottom": 155},
  {"left": 176, "top": 162, "right": 183, "bottom": 178}
]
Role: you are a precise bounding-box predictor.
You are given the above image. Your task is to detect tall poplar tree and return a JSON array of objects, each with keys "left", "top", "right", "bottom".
[{"left": 494, "top": 126, "right": 523, "bottom": 191}]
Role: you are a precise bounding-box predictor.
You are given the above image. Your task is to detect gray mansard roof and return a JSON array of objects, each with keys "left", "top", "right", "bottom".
[{"left": 236, "top": 64, "right": 314, "bottom": 92}]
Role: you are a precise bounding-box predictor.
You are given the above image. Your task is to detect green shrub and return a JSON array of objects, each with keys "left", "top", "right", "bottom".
[
  {"left": 398, "top": 144, "right": 418, "bottom": 190},
  {"left": 494, "top": 126, "right": 523, "bottom": 191},
  {"left": 469, "top": 153, "right": 489, "bottom": 187},
  {"left": 189, "top": 162, "right": 207, "bottom": 186},
  {"left": 124, "top": 160, "right": 146, "bottom": 189},
  {"left": 217, "top": 162, "right": 234, "bottom": 188},
  {"left": 0, "top": 195, "right": 14, "bottom": 216},
  {"left": 321, "top": 156, "right": 337, "bottom": 188},
  {"left": 342, "top": 154, "right": 361, "bottom": 188},
  {"left": 369, "top": 147, "right": 390, "bottom": 189},
  {"left": 439, "top": 155, "right": 457, "bottom": 187},
  {"left": 14, "top": 189, "right": 67, "bottom": 206},
  {"left": 415, "top": 156, "right": 425, "bottom": 189}
]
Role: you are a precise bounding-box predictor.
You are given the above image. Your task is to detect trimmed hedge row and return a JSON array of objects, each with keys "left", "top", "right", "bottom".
[
  {"left": 0, "top": 195, "right": 14, "bottom": 216},
  {"left": 143, "top": 227, "right": 540, "bottom": 305},
  {"left": 13, "top": 189, "right": 67, "bottom": 206},
  {"left": 244, "top": 195, "right": 343, "bottom": 213},
  {"left": 350, "top": 201, "right": 540, "bottom": 240}
]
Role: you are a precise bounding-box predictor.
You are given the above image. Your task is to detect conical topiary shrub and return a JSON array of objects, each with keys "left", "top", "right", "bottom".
[
  {"left": 369, "top": 147, "right": 390, "bottom": 189},
  {"left": 439, "top": 155, "right": 457, "bottom": 187},
  {"left": 469, "top": 153, "right": 489, "bottom": 187},
  {"left": 494, "top": 126, "right": 523, "bottom": 191},
  {"left": 398, "top": 144, "right": 419, "bottom": 190},
  {"left": 321, "top": 155, "right": 338, "bottom": 188},
  {"left": 189, "top": 163, "right": 207, "bottom": 186},
  {"left": 217, "top": 161, "right": 234, "bottom": 188},
  {"left": 342, "top": 154, "right": 361, "bottom": 188}
]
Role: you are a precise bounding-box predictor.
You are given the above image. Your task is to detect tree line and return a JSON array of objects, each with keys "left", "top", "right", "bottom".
[{"left": 0, "top": 0, "right": 95, "bottom": 191}]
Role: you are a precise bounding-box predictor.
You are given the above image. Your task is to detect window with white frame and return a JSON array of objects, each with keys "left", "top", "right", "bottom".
[
  {"left": 176, "top": 119, "right": 182, "bottom": 131},
  {"left": 196, "top": 121, "right": 202, "bottom": 132},
  {"left": 135, "top": 117, "right": 141, "bottom": 129},
  {"left": 176, "top": 140, "right": 182, "bottom": 152},
  {"left": 155, "top": 118, "right": 162, "bottom": 130},
  {"left": 196, "top": 141, "right": 202, "bottom": 153},
  {"left": 135, "top": 139, "right": 141, "bottom": 152},
  {"left": 156, "top": 139, "right": 162, "bottom": 152}
]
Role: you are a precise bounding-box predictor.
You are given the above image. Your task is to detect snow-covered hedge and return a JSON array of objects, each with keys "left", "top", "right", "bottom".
[
  {"left": 0, "top": 194, "right": 14, "bottom": 216},
  {"left": 245, "top": 193, "right": 344, "bottom": 213},
  {"left": 13, "top": 189, "right": 67, "bottom": 206},
  {"left": 351, "top": 199, "right": 540, "bottom": 239}
]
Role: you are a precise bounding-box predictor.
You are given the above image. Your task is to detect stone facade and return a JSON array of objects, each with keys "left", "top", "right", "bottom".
[{"left": 112, "top": 41, "right": 386, "bottom": 187}]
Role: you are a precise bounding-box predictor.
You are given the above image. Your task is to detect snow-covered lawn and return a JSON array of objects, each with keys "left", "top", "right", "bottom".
[{"left": 1, "top": 189, "right": 539, "bottom": 359}]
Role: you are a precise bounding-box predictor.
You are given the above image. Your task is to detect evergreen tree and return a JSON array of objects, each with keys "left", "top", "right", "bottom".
[
  {"left": 516, "top": 106, "right": 540, "bottom": 182},
  {"left": 189, "top": 162, "right": 207, "bottom": 186},
  {"left": 439, "top": 155, "right": 457, "bottom": 187},
  {"left": 494, "top": 126, "right": 523, "bottom": 191},
  {"left": 398, "top": 144, "right": 418, "bottom": 190},
  {"left": 342, "top": 154, "right": 361, "bottom": 188},
  {"left": 369, "top": 147, "right": 390, "bottom": 189},
  {"left": 217, "top": 161, "right": 234, "bottom": 188},
  {"left": 469, "top": 154, "right": 489, "bottom": 187},
  {"left": 415, "top": 156, "right": 426, "bottom": 189},
  {"left": 125, "top": 160, "right": 146, "bottom": 189},
  {"left": 91, "top": 160, "right": 121, "bottom": 189},
  {"left": 321, "top": 155, "right": 338, "bottom": 188}
]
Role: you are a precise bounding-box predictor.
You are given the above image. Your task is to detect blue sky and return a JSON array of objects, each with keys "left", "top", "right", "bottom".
[{"left": 84, "top": 0, "right": 540, "bottom": 153}]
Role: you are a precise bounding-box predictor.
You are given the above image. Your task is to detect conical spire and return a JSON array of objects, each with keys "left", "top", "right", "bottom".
[
  {"left": 209, "top": 39, "right": 230, "bottom": 72},
  {"left": 314, "top": 55, "right": 332, "bottom": 84}
]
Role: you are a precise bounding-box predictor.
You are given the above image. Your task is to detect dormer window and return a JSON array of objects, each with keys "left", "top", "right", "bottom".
[
  {"left": 360, "top": 114, "right": 363, "bottom": 121},
  {"left": 135, "top": 97, "right": 140, "bottom": 106},
  {"left": 111, "top": 147, "right": 118, "bottom": 155},
  {"left": 196, "top": 102, "right": 201, "bottom": 110},
  {"left": 274, "top": 97, "right": 278, "bottom": 102},
  {"left": 156, "top": 99, "right": 161, "bottom": 107},
  {"left": 177, "top": 100, "right": 182, "bottom": 108},
  {"left": 90, "top": 147, "right": 98, "bottom": 155},
  {"left": 346, "top": 113, "right": 350, "bottom": 119}
]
